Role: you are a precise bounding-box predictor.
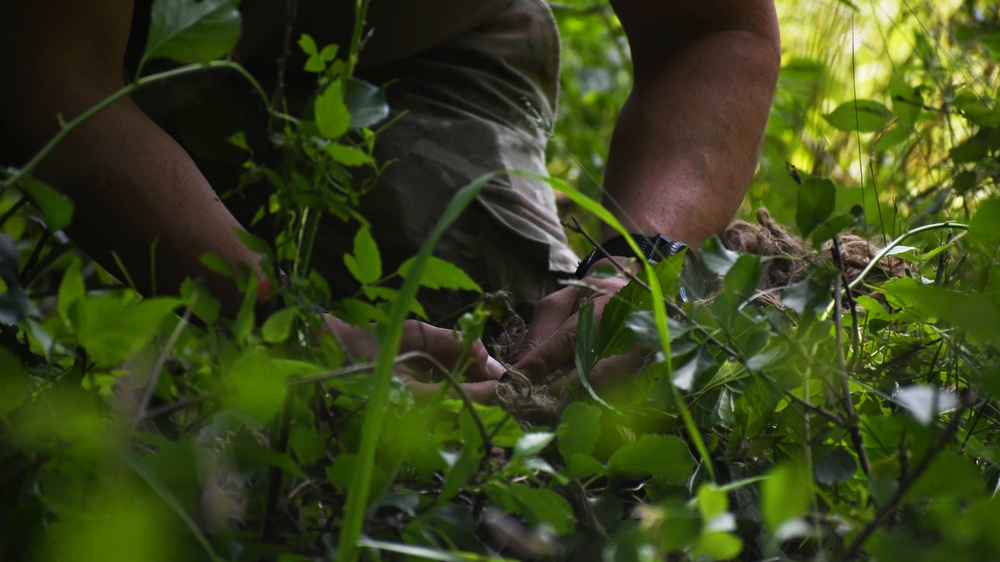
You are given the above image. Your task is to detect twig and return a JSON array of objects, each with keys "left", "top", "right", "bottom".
[
  {"left": 268, "top": 0, "right": 299, "bottom": 132},
  {"left": 843, "top": 402, "right": 970, "bottom": 560},
  {"left": 262, "top": 389, "right": 295, "bottom": 543},
  {"left": 783, "top": 390, "right": 845, "bottom": 426},
  {"left": 831, "top": 237, "right": 871, "bottom": 476},
  {"left": 130, "top": 291, "right": 197, "bottom": 435}
]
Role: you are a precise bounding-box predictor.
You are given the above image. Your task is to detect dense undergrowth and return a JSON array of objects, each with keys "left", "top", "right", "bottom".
[{"left": 2, "top": 0, "right": 1000, "bottom": 561}]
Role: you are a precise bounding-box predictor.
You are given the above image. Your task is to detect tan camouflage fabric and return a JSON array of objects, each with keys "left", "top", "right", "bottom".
[{"left": 305, "top": 0, "right": 580, "bottom": 321}]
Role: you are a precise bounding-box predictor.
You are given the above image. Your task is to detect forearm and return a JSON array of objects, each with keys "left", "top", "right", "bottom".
[
  {"left": 1, "top": 0, "right": 263, "bottom": 315},
  {"left": 38, "top": 96, "right": 264, "bottom": 314},
  {"left": 603, "top": 1, "right": 781, "bottom": 244}
]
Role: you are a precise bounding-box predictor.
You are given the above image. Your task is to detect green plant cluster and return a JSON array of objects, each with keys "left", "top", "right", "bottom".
[{"left": 2, "top": 1, "right": 1000, "bottom": 561}]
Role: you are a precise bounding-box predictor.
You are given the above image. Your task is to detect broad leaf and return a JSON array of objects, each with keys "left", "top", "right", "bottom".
[
  {"left": 815, "top": 448, "right": 858, "bottom": 485},
  {"left": 344, "top": 226, "right": 381, "bottom": 285},
  {"left": 558, "top": 402, "right": 602, "bottom": 459},
  {"left": 344, "top": 78, "right": 390, "bottom": 130},
  {"left": 398, "top": 256, "right": 481, "bottom": 292},
  {"left": 261, "top": 307, "right": 298, "bottom": 343},
  {"left": 823, "top": 99, "right": 893, "bottom": 132},
  {"left": 315, "top": 81, "right": 351, "bottom": 140},
  {"left": 969, "top": 197, "right": 1000, "bottom": 246},
  {"left": 326, "top": 143, "right": 374, "bottom": 167},
  {"left": 893, "top": 385, "right": 959, "bottom": 425},
  {"left": 21, "top": 177, "right": 73, "bottom": 231},
  {"left": 700, "top": 236, "right": 741, "bottom": 276},
  {"left": 797, "top": 176, "right": 836, "bottom": 238},
  {"left": 761, "top": 461, "right": 812, "bottom": 530},
  {"left": 507, "top": 485, "right": 575, "bottom": 535},
  {"left": 143, "top": 0, "right": 241, "bottom": 67},
  {"left": 70, "top": 297, "right": 182, "bottom": 365},
  {"left": 607, "top": 434, "right": 694, "bottom": 483}
]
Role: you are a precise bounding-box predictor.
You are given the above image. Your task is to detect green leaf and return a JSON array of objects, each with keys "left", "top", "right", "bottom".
[
  {"left": 225, "top": 349, "right": 287, "bottom": 421},
  {"left": 700, "top": 236, "right": 741, "bottom": 276},
  {"left": 235, "top": 442, "right": 307, "bottom": 479},
  {"left": 815, "top": 448, "right": 858, "bottom": 485},
  {"left": 142, "top": 0, "right": 241, "bottom": 66},
  {"left": 884, "top": 282, "right": 1000, "bottom": 344},
  {"left": 315, "top": 80, "right": 351, "bottom": 140},
  {"left": 892, "top": 385, "right": 959, "bottom": 425},
  {"left": 712, "top": 254, "right": 762, "bottom": 325},
  {"left": 761, "top": 461, "right": 812, "bottom": 530},
  {"left": 179, "top": 277, "right": 221, "bottom": 325},
  {"left": 575, "top": 299, "right": 616, "bottom": 411},
  {"left": 58, "top": 258, "right": 85, "bottom": 321},
  {"left": 507, "top": 485, "right": 575, "bottom": 535},
  {"left": 344, "top": 78, "right": 390, "bottom": 130},
  {"left": 21, "top": 177, "right": 74, "bottom": 231},
  {"left": 344, "top": 226, "right": 381, "bottom": 285},
  {"left": 199, "top": 252, "right": 234, "bottom": 277},
  {"left": 797, "top": 176, "right": 836, "bottom": 238},
  {"left": 823, "top": 99, "right": 893, "bottom": 132},
  {"left": 512, "top": 432, "right": 555, "bottom": 462},
  {"left": 261, "top": 307, "right": 298, "bottom": 343},
  {"left": 438, "top": 445, "right": 481, "bottom": 505},
  {"left": 781, "top": 277, "right": 834, "bottom": 317},
  {"left": 328, "top": 453, "right": 387, "bottom": 499},
  {"left": 693, "top": 532, "right": 743, "bottom": 560},
  {"left": 696, "top": 484, "right": 729, "bottom": 520},
  {"left": 953, "top": 89, "right": 999, "bottom": 127},
  {"left": 969, "top": 198, "right": 1000, "bottom": 246},
  {"left": 558, "top": 402, "right": 602, "bottom": 459},
  {"left": 0, "top": 348, "right": 31, "bottom": 416},
  {"left": 299, "top": 34, "right": 339, "bottom": 73},
  {"left": 325, "top": 143, "right": 374, "bottom": 167},
  {"left": 599, "top": 277, "right": 648, "bottom": 356},
  {"left": 398, "top": 256, "right": 481, "bottom": 293},
  {"left": 607, "top": 434, "right": 694, "bottom": 483},
  {"left": 289, "top": 425, "right": 326, "bottom": 465},
  {"left": 298, "top": 33, "right": 318, "bottom": 56},
  {"left": 70, "top": 297, "right": 181, "bottom": 365},
  {"left": 809, "top": 207, "right": 863, "bottom": 246},
  {"left": 949, "top": 138, "right": 989, "bottom": 164}
]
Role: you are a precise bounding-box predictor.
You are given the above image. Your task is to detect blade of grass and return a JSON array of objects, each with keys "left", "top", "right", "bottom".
[{"left": 338, "top": 172, "right": 498, "bottom": 562}]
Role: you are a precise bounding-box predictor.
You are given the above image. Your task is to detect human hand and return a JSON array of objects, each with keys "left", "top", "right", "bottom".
[
  {"left": 513, "top": 257, "right": 648, "bottom": 390},
  {"left": 322, "top": 315, "right": 505, "bottom": 403}
]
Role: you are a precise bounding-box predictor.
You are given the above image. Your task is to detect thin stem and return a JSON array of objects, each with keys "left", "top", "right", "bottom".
[
  {"left": 2, "top": 61, "right": 269, "bottom": 191},
  {"left": 831, "top": 237, "right": 871, "bottom": 475},
  {"left": 842, "top": 403, "right": 970, "bottom": 560},
  {"left": 848, "top": 222, "right": 968, "bottom": 292}
]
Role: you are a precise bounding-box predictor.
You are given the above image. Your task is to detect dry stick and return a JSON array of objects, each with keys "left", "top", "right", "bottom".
[
  {"left": 783, "top": 390, "right": 846, "bottom": 426},
  {"left": 130, "top": 291, "right": 198, "bottom": 436},
  {"left": 842, "top": 403, "right": 970, "bottom": 560},
  {"left": 831, "top": 237, "right": 871, "bottom": 475},
  {"left": 262, "top": 389, "right": 295, "bottom": 543},
  {"left": 267, "top": 0, "right": 299, "bottom": 132}
]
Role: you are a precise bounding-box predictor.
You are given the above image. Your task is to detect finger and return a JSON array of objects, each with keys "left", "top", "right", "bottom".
[
  {"left": 516, "top": 287, "right": 581, "bottom": 362},
  {"left": 399, "top": 321, "right": 501, "bottom": 382},
  {"left": 512, "top": 317, "right": 578, "bottom": 380}
]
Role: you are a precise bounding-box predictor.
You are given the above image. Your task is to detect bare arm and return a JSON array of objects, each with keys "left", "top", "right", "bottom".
[
  {"left": 0, "top": 0, "right": 263, "bottom": 314},
  {"left": 0, "top": 0, "right": 505, "bottom": 396},
  {"left": 604, "top": 0, "right": 781, "bottom": 244},
  {"left": 514, "top": 1, "right": 781, "bottom": 383}
]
